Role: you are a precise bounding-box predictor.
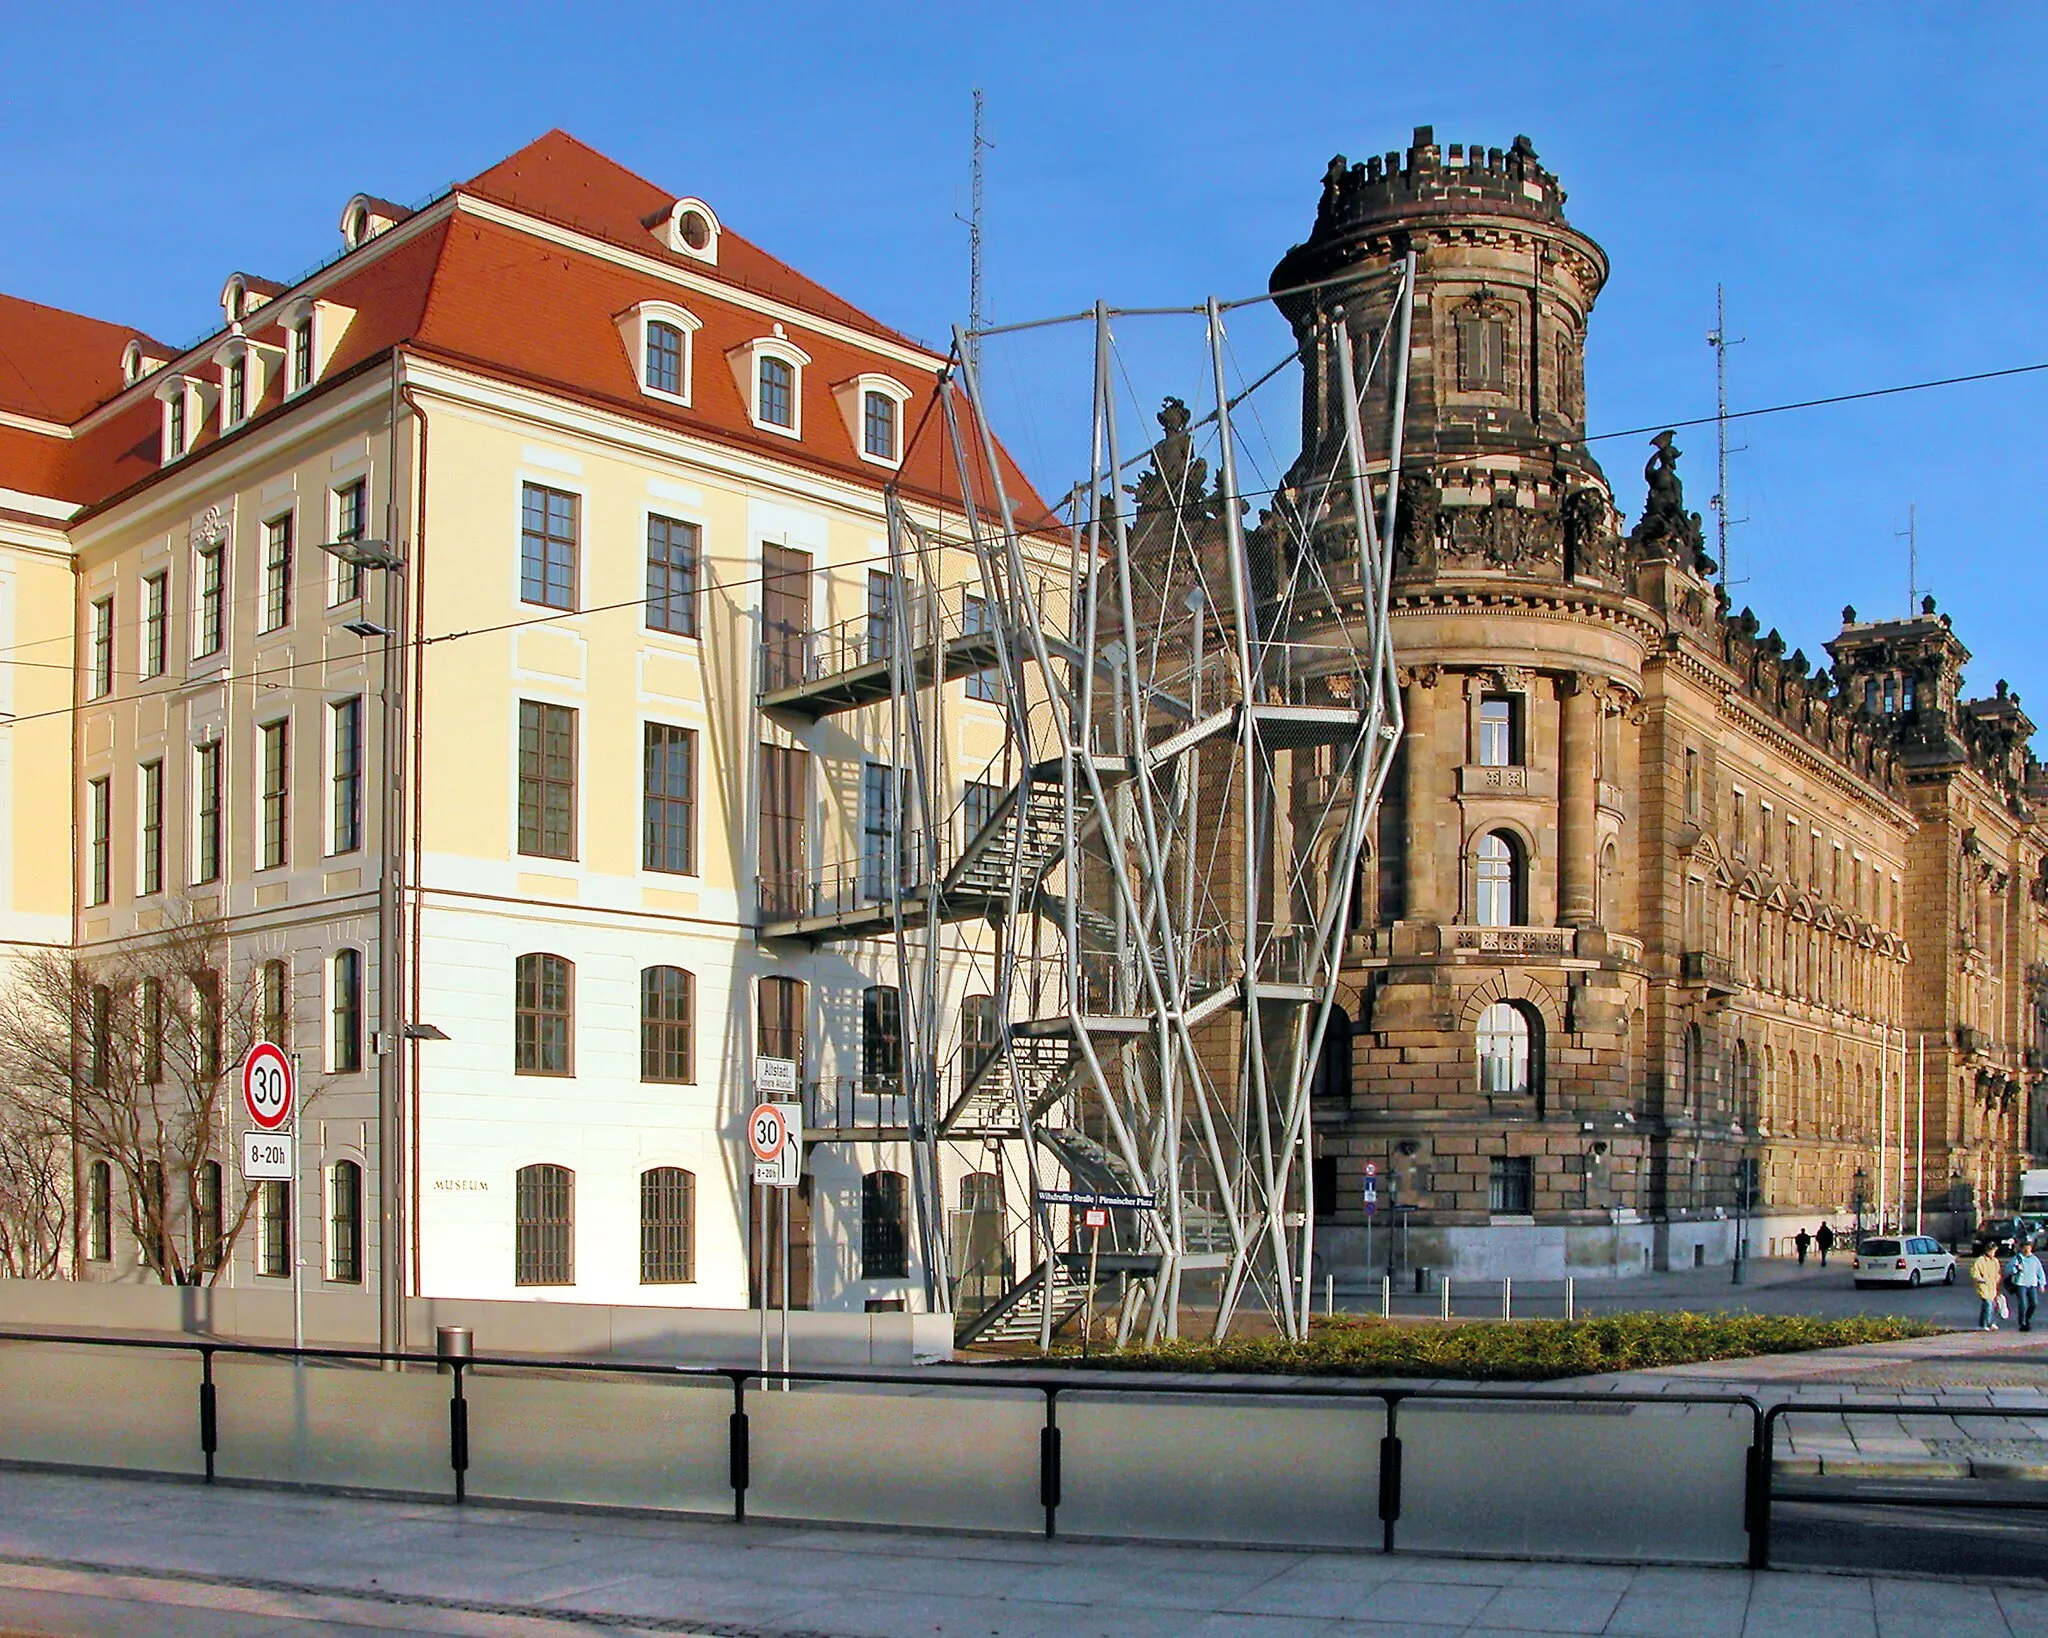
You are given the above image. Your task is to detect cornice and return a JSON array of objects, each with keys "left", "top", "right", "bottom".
[{"left": 1709, "top": 684, "right": 1917, "bottom": 829}]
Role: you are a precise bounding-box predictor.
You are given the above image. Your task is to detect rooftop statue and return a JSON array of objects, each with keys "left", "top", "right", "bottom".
[
  {"left": 1629, "top": 429, "right": 1712, "bottom": 574},
  {"left": 1130, "top": 396, "right": 1212, "bottom": 520}
]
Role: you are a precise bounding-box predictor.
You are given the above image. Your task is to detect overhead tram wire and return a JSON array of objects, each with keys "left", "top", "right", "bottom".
[{"left": 5, "top": 350, "right": 2046, "bottom": 731}]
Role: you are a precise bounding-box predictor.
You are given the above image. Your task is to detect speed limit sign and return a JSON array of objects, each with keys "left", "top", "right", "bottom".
[
  {"left": 748, "top": 1101, "right": 801, "bottom": 1187},
  {"left": 242, "top": 1042, "right": 295, "bottom": 1131}
]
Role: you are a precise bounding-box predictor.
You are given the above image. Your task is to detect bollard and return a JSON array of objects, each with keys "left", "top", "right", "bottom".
[
  {"left": 1324, "top": 1274, "right": 1334, "bottom": 1317},
  {"left": 1565, "top": 1276, "right": 1575, "bottom": 1322},
  {"left": 1439, "top": 1275, "right": 1452, "bottom": 1320},
  {"left": 436, "top": 1325, "right": 473, "bottom": 1376},
  {"left": 1380, "top": 1273, "right": 1392, "bottom": 1319},
  {"left": 1502, "top": 1277, "right": 1512, "bottom": 1321}
]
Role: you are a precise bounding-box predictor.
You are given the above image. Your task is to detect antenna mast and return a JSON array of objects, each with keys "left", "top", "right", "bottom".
[
  {"left": 1706, "top": 283, "right": 1746, "bottom": 589},
  {"left": 967, "top": 88, "right": 989, "bottom": 375},
  {"left": 1898, "top": 503, "right": 1918, "bottom": 614}
]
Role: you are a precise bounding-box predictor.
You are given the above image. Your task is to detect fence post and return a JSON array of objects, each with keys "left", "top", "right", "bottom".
[
  {"left": 1324, "top": 1274, "right": 1334, "bottom": 1317},
  {"left": 1377, "top": 1394, "right": 1403, "bottom": 1554},
  {"left": 448, "top": 1361, "right": 469, "bottom": 1504},
  {"left": 1439, "top": 1276, "right": 1451, "bottom": 1321},
  {"left": 1747, "top": 1407, "right": 1774, "bottom": 1570},
  {"left": 197, "top": 1346, "right": 217, "bottom": 1484},
  {"left": 728, "top": 1373, "right": 751, "bottom": 1523},
  {"left": 1502, "top": 1277, "right": 1512, "bottom": 1321},
  {"left": 1380, "top": 1273, "right": 1391, "bottom": 1319},
  {"left": 1039, "top": 1388, "right": 1062, "bottom": 1539},
  {"left": 1565, "top": 1276, "right": 1575, "bottom": 1321}
]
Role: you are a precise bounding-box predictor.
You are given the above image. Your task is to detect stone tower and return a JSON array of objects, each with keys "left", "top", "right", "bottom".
[{"left": 1270, "top": 126, "right": 1624, "bottom": 588}]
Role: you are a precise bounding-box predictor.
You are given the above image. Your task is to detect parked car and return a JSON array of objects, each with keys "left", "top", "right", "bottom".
[
  {"left": 1972, "top": 1217, "right": 2046, "bottom": 1253},
  {"left": 1853, "top": 1235, "right": 1956, "bottom": 1288}
]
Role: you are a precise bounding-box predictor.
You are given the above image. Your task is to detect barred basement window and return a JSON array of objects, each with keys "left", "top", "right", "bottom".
[
  {"left": 515, "top": 1163, "right": 573, "bottom": 1286},
  {"left": 192, "top": 1160, "right": 223, "bottom": 1273},
  {"left": 258, "top": 1180, "right": 291, "bottom": 1277},
  {"left": 87, "top": 1160, "right": 112, "bottom": 1262},
  {"left": 1489, "top": 1155, "right": 1533, "bottom": 1215},
  {"left": 329, "top": 1160, "right": 362, "bottom": 1282},
  {"left": 640, "top": 965, "right": 694, "bottom": 1083},
  {"left": 514, "top": 953, "right": 573, "bottom": 1075},
  {"left": 640, "top": 1166, "right": 696, "bottom": 1283},
  {"left": 861, "top": 1170, "right": 909, "bottom": 1279}
]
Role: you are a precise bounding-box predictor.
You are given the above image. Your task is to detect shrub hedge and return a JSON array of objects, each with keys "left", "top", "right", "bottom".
[{"left": 1026, "top": 1311, "right": 1942, "bottom": 1380}]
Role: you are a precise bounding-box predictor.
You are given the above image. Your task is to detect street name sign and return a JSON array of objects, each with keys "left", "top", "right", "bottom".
[
  {"left": 241, "top": 1042, "right": 294, "bottom": 1131},
  {"left": 1037, "top": 1188, "right": 1155, "bottom": 1211},
  {"left": 749, "top": 1101, "right": 801, "bottom": 1187},
  {"left": 754, "top": 1057, "right": 798, "bottom": 1096}
]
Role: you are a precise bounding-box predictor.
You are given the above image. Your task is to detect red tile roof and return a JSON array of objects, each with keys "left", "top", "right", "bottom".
[
  {"left": 0, "top": 292, "right": 169, "bottom": 425},
  {"left": 0, "top": 131, "right": 1055, "bottom": 529}
]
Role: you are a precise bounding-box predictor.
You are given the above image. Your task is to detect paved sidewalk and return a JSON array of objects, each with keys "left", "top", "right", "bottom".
[{"left": 0, "top": 1469, "right": 2041, "bottom": 1637}]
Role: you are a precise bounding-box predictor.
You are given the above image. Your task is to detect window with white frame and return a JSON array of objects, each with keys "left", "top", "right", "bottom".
[
  {"left": 192, "top": 740, "right": 222, "bottom": 884},
  {"left": 195, "top": 545, "right": 224, "bottom": 659},
  {"left": 224, "top": 352, "right": 248, "bottom": 428},
  {"left": 138, "top": 760, "right": 163, "bottom": 896},
  {"left": 141, "top": 572, "right": 167, "bottom": 679},
  {"left": 86, "top": 777, "right": 110, "bottom": 906},
  {"left": 261, "top": 515, "right": 293, "bottom": 632},
  {"left": 863, "top": 390, "right": 897, "bottom": 461},
  {"left": 732, "top": 336, "right": 810, "bottom": 436},
  {"left": 88, "top": 596, "right": 113, "bottom": 699},
  {"left": 289, "top": 318, "right": 314, "bottom": 393},
  {"left": 331, "top": 948, "right": 363, "bottom": 1073},
  {"left": 644, "top": 515, "right": 699, "bottom": 636},
  {"left": 330, "top": 696, "right": 363, "bottom": 854},
  {"left": 519, "top": 484, "right": 579, "bottom": 611},
  {"left": 618, "top": 301, "right": 701, "bottom": 404},
  {"left": 331, "top": 480, "right": 367, "bottom": 604},
  {"left": 161, "top": 383, "right": 193, "bottom": 464},
  {"left": 258, "top": 718, "right": 289, "bottom": 870}
]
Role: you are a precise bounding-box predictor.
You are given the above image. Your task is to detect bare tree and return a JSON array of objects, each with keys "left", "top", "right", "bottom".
[
  {"left": 0, "top": 905, "right": 274, "bottom": 1285},
  {"left": 0, "top": 1097, "right": 67, "bottom": 1278}
]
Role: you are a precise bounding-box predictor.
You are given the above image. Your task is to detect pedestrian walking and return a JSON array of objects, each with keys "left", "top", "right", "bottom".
[
  {"left": 2012, "top": 1243, "right": 2046, "bottom": 1333},
  {"left": 1972, "top": 1244, "right": 2006, "bottom": 1330},
  {"left": 1794, "top": 1227, "right": 1812, "bottom": 1267},
  {"left": 1816, "top": 1222, "right": 1836, "bottom": 1267}
]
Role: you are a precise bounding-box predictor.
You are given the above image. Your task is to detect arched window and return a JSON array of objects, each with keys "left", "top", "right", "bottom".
[
  {"left": 861, "top": 1170, "right": 909, "bottom": 1280},
  {"left": 515, "top": 954, "right": 573, "bottom": 1075},
  {"left": 1474, "top": 831, "right": 1523, "bottom": 927},
  {"left": 1313, "top": 1004, "right": 1355, "bottom": 1104},
  {"left": 862, "top": 985, "right": 903, "bottom": 1089},
  {"left": 192, "top": 1160, "right": 223, "bottom": 1273},
  {"left": 87, "top": 1160, "right": 112, "bottom": 1262},
  {"left": 645, "top": 321, "right": 684, "bottom": 396},
  {"left": 331, "top": 949, "right": 362, "bottom": 1073},
  {"left": 329, "top": 1160, "right": 362, "bottom": 1283},
  {"left": 957, "top": 1171, "right": 1008, "bottom": 1305},
  {"left": 640, "top": 1166, "right": 696, "bottom": 1283},
  {"left": 640, "top": 966, "right": 694, "bottom": 1083},
  {"left": 261, "top": 958, "right": 290, "bottom": 1047},
  {"left": 960, "top": 994, "right": 998, "bottom": 1082},
  {"left": 514, "top": 1163, "right": 573, "bottom": 1286},
  {"left": 1477, "top": 1001, "right": 1541, "bottom": 1113},
  {"left": 757, "top": 975, "right": 806, "bottom": 1071},
  {"left": 758, "top": 356, "right": 794, "bottom": 428}
]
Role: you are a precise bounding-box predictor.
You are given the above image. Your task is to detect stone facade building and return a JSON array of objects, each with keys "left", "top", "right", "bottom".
[{"left": 1274, "top": 129, "right": 2048, "bottom": 1277}]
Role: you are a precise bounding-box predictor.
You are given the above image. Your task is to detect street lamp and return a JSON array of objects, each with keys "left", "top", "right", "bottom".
[
  {"left": 318, "top": 531, "right": 409, "bottom": 1361},
  {"left": 1852, "top": 1167, "right": 1869, "bottom": 1246}
]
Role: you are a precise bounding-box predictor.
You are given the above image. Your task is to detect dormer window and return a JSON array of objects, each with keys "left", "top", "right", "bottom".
[
  {"left": 226, "top": 355, "right": 247, "bottom": 427},
  {"left": 647, "top": 323, "right": 683, "bottom": 395},
  {"left": 157, "top": 377, "right": 207, "bottom": 466},
  {"left": 759, "top": 358, "right": 793, "bottom": 428},
  {"left": 290, "top": 319, "right": 313, "bottom": 392},
  {"left": 833, "top": 373, "right": 914, "bottom": 468},
  {"left": 863, "top": 392, "right": 897, "bottom": 460},
  {"left": 648, "top": 197, "right": 721, "bottom": 265},
  {"left": 729, "top": 334, "right": 810, "bottom": 438},
  {"left": 121, "top": 338, "right": 168, "bottom": 387},
  {"left": 615, "top": 300, "right": 701, "bottom": 406},
  {"left": 167, "top": 394, "right": 187, "bottom": 459},
  {"left": 338, "top": 194, "right": 411, "bottom": 250}
]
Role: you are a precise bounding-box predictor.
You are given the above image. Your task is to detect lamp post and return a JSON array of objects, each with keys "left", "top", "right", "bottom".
[
  {"left": 1852, "top": 1166, "right": 1869, "bottom": 1247},
  {"left": 319, "top": 531, "right": 409, "bottom": 1360},
  {"left": 1731, "top": 1148, "right": 1751, "bottom": 1286}
]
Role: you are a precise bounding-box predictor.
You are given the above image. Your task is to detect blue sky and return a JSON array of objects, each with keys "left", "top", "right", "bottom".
[{"left": 7, "top": 3, "right": 2044, "bottom": 715}]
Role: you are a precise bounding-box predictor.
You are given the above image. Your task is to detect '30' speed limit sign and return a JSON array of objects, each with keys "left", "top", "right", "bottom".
[
  {"left": 749, "top": 1101, "right": 801, "bottom": 1186},
  {"left": 242, "top": 1042, "right": 295, "bottom": 1131}
]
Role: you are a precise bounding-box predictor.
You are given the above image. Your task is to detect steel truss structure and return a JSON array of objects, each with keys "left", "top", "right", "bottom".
[{"left": 763, "top": 267, "right": 1415, "bottom": 1344}]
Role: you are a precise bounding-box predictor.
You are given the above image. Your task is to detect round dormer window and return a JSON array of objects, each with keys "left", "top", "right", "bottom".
[
  {"left": 348, "top": 205, "right": 368, "bottom": 245},
  {"left": 678, "top": 210, "right": 712, "bottom": 252}
]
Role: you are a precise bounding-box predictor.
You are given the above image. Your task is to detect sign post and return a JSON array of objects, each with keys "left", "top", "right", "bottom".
[
  {"left": 240, "top": 1044, "right": 299, "bottom": 1350},
  {"left": 1035, "top": 1190, "right": 1154, "bottom": 1356},
  {"left": 1362, "top": 1162, "right": 1378, "bottom": 1281},
  {"left": 749, "top": 1069, "right": 801, "bottom": 1385}
]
